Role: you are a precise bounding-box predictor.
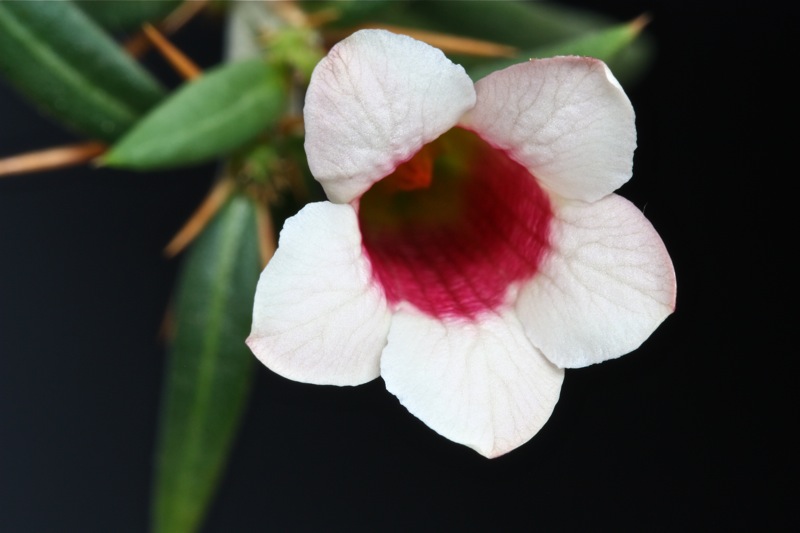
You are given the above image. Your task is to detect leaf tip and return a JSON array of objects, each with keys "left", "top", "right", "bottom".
[{"left": 629, "top": 13, "right": 652, "bottom": 36}]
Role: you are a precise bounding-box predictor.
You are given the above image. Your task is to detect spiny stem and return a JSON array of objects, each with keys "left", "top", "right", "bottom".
[
  {"left": 164, "top": 178, "right": 234, "bottom": 258},
  {"left": 142, "top": 22, "right": 202, "bottom": 80},
  {"left": 327, "top": 24, "right": 518, "bottom": 57},
  {"left": 0, "top": 141, "right": 106, "bottom": 178},
  {"left": 124, "top": 0, "right": 209, "bottom": 57}
]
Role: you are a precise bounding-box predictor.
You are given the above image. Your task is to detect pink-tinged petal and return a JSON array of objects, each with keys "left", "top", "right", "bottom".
[
  {"left": 516, "top": 194, "right": 676, "bottom": 368},
  {"left": 246, "top": 202, "right": 391, "bottom": 386},
  {"left": 462, "top": 57, "right": 636, "bottom": 202},
  {"left": 304, "top": 29, "right": 476, "bottom": 203},
  {"left": 381, "top": 308, "right": 564, "bottom": 458}
]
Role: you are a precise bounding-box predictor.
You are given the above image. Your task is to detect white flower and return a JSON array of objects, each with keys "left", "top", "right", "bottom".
[{"left": 247, "top": 30, "right": 676, "bottom": 458}]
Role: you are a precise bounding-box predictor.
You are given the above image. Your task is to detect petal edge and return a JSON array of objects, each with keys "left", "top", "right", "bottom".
[
  {"left": 462, "top": 56, "right": 636, "bottom": 202},
  {"left": 381, "top": 308, "right": 564, "bottom": 458},
  {"left": 247, "top": 202, "right": 391, "bottom": 385},
  {"left": 304, "top": 29, "right": 476, "bottom": 203},
  {"left": 516, "top": 194, "right": 676, "bottom": 368}
]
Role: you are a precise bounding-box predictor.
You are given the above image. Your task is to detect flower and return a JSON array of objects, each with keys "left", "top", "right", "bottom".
[{"left": 247, "top": 30, "right": 676, "bottom": 458}]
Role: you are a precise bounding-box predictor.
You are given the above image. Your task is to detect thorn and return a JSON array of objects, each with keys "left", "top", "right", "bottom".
[
  {"left": 0, "top": 141, "right": 107, "bottom": 178},
  {"left": 328, "top": 24, "right": 518, "bottom": 58},
  {"left": 124, "top": 0, "right": 209, "bottom": 58},
  {"left": 164, "top": 178, "right": 234, "bottom": 258},
  {"left": 124, "top": 33, "right": 151, "bottom": 58},
  {"left": 142, "top": 23, "right": 202, "bottom": 80},
  {"left": 160, "top": 0, "right": 210, "bottom": 35},
  {"left": 305, "top": 7, "right": 339, "bottom": 28},
  {"left": 272, "top": 0, "right": 310, "bottom": 28},
  {"left": 255, "top": 202, "right": 277, "bottom": 269},
  {"left": 272, "top": 0, "right": 337, "bottom": 28}
]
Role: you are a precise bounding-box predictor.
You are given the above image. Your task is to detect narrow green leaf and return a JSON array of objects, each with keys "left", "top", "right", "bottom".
[
  {"left": 308, "top": 0, "right": 594, "bottom": 43},
  {"left": 468, "top": 19, "right": 652, "bottom": 82},
  {"left": 362, "top": 0, "right": 605, "bottom": 47},
  {"left": 152, "top": 193, "right": 260, "bottom": 533},
  {"left": 303, "top": 0, "right": 398, "bottom": 27},
  {"left": 307, "top": 0, "right": 653, "bottom": 86},
  {"left": 0, "top": 0, "right": 165, "bottom": 140},
  {"left": 104, "top": 58, "right": 287, "bottom": 170},
  {"left": 602, "top": 31, "right": 655, "bottom": 87},
  {"left": 74, "top": 0, "right": 181, "bottom": 32}
]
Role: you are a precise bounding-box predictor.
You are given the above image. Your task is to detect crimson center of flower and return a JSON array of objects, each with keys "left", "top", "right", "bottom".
[{"left": 358, "top": 127, "right": 553, "bottom": 320}]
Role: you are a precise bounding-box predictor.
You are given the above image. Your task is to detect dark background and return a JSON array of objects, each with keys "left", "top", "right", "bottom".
[{"left": 0, "top": 1, "right": 793, "bottom": 531}]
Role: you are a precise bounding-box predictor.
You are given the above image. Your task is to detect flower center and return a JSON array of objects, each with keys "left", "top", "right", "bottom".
[{"left": 358, "top": 127, "right": 553, "bottom": 320}]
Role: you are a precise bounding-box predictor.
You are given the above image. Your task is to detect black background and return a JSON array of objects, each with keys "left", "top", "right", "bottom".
[{"left": 0, "top": 1, "right": 793, "bottom": 531}]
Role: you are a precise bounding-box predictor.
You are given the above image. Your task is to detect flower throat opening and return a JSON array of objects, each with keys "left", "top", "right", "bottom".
[{"left": 358, "top": 127, "right": 553, "bottom": 320}]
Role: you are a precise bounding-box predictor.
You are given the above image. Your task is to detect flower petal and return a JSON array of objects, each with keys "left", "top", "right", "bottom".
[
  {"left": 246, "top": 202, "right": 391, "bottom": 386},
  {"left": 516, "top": 194, "right": 676, "bottom": 368},
  {"left": 461, "top": 56, "right": 636, "bottom": 202},
  {"left": 381, "top": 308, "right": 564, "bottom": 458},
  {"left": 303, "top": 29, "right": 476, "bottom": 203}
]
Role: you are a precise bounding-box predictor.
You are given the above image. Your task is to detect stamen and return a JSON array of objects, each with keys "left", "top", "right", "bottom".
[{"left": 381, "top": 144, "right": 434, "bottom": 193}]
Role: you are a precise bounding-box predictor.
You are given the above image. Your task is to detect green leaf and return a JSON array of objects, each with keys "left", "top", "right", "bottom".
[
  {"left": 302, "top": 0, "right": 398, "bottom": 27},
  {"left": 308, "top": 0, "right": 593, "bottom": 41},
  {"left": 417, "top": 0, "right": 610, "bottom": 46},
  {"left": 152, "top": 193, "right": 261, "bottom": 533},
  {"left": 74, "top": 0, "right": 182, "bottom": 32},
  {"left": 306, "top": 0, "right": 653, "bottom": 86},
  {"left": 468, "top": 18, "right": 652, "bottom": 82},
  {"left": 0, "top": 0, "right": 165, "bottom": 140},
  {"left": 104, "top": 58, "right": 287, "bottom": 170}
]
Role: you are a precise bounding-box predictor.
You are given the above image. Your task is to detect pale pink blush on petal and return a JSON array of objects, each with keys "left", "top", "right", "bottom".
[
  {"left": 516, "top": 194, "right": 677, "bottom": 368},
  {"left": 304, "top": 29, "right": 476, "bottom": 204},
  {"left": 247, "top": 202, "right": 391, "bottom": 386},
  {"left": 461, "top": 57, "right": 636, "bottom": 202},
  {"left": 381, "top": 308, "right": 565, "bottom": 458}
]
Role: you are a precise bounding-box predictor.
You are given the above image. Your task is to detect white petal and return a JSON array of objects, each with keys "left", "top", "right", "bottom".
[
  {"left": 303, "top": 29, "right": 476, "bottom": 203},
  {"left": 516, "top": 194, "right": 676, "bottom": 368},
  {"left": 462, "top": 57, "right": 636, "bottom": 202},
  {"left": 381, "top": 308, "right": 564, "bottom": 458},
  {"left": 246, "top": 202, "right": 391, "bottom": 386}
]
